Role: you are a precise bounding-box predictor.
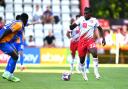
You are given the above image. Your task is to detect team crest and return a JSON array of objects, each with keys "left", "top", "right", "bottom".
[{"left": 82, "top": 23, "right": 87, "bottom": 28}]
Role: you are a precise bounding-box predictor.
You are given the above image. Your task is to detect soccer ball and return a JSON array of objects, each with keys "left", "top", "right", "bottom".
[{"left": 61, "top": 72, "right": 71, "bottom": 81}]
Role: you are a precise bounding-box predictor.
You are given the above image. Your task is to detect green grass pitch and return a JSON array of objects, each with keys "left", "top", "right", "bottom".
[{"left": 0, "top": 65, "right": 128, "bottom": 89}]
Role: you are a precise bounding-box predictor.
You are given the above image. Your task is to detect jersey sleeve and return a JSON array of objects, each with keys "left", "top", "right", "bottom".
[
  {"left": 75, "top": 16, "right": 82, "bottom": 25},
  {"left": 67, "top": 29, "right": 72, "bottom": 32},
  {"left": 11, "top": 22, "right": 22, "bottom": 32}
]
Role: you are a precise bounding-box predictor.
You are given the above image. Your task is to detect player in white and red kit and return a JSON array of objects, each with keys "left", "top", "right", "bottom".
[
  {"left": 67, "top": 15, "right": 90, "bottom": 74},
  {"left": 70, "top": 7, "right": 106, "bottom": 80},
  {"left": 66, "top": 15, "right": 80, "bottom": 74}
]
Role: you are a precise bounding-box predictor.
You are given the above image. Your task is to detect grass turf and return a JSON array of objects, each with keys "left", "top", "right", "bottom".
[{"left": 0, "top": 66, "right": 128, "bottom": 89}]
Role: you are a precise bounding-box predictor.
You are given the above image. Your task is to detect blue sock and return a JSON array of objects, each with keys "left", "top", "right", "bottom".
[
  {"left": 5, "top": 57, "right": 17, "bottom": 73},
  {"left": 86, "top": 54, "right": 90, "bottom": 69},
  {"left": 20, "top": 54, "right": 24, "bottom": 66}
]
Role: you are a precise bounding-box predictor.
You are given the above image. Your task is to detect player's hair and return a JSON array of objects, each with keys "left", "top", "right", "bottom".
[
  {"left": 84, "top": 7, "right": 92, "bottom": 13},
  {"left": 0, "top": 17, "right": 2, "bottom": 21},
  {"left": 20, "top": 13, "right": 28, "bottom": 21},
  {"left": 70, "top": 18, "right": 75, "bottom": 25},
  {"left": 20, "top": 13, "right": 28, "bottom": 26},
  {"left": 76, "top": 15, "right": 80, "bottom": 18},
  {"left": 16, "top": 15, "right": 21, "bottom": 20}
]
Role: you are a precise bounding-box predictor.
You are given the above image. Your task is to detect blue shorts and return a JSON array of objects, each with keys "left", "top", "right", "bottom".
[
  {"left": 0, "top": 42, "right": 17, "bottom": 55},
  {"left": 14, "top": 43, "right": 24, "bottom": 52}
]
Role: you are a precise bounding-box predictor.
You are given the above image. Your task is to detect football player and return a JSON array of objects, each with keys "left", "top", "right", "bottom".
[
  {"left": 70, "top": 7, "right": 106, "bottom": 80},
  {"left": 0, "top": 13, "right": 28, "bottom": 82}
]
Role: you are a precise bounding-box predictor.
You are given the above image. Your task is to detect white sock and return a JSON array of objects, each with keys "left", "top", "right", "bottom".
[
  {"left": 79, "top": 63, "right": 85, "bottom": 74},
  {"left": 84, "top": 55, "right": 87, "bottom": 71},
  {"left": 3, "top": 71, "right": 12, "bottom": 78},
  {"left": 76, "top": 59, "right": 81, "bottom": 73},
  {"left": 79, "top": 63, "right": 88, "bottom": 80},
  {"left": 70, "top": 58, "right": 75, "bottom": 72},
  {"left": 4, "top": 71, "right": 11, "bottom": 75},
  {"left": 93, "top": 58, "right": 100, "bottom": 76}
]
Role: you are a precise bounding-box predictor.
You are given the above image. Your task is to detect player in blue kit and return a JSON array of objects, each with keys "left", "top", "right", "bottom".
[
  {"left": 14, "top": 15, "right": 40, "bottom": 71},
  {"left": 0, "top": 13, "right": 28, "bottom": 82},
  {"left": 14, "top": 15, "right": 26, "bottom": 71}
]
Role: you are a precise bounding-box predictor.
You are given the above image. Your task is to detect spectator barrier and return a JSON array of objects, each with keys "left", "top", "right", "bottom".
[{"left": 0, "top": 46, "right": 128, "bottom": 64}]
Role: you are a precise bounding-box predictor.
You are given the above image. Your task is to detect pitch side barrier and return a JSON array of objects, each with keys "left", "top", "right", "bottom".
[
  {"left": 0, "top": 46, "right": 128, "bottom": 64},
  {"left": 97, "top": 45, "right": 128, "bottom": 64}
]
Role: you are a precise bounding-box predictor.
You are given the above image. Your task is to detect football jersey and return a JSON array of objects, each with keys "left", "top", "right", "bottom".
[
  {"left": 75, "top": 16, "right": 99, "bottom": 40},
  {"left": 0, "top": 20, "right": 24, "bottom": 43},
  {"left": 70, "top": 26, "right": 80, "bottom": 41},
  {"left": 13, "top": 30, "right": 24, "bottom": 43}
]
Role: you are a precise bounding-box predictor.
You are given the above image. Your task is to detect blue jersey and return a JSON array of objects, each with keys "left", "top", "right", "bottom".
[
  {"left": 0, "top": 20, "right": 24, "bottom": 43},
  {"left": 10, "top": 22, "right": 29, "bottom": 44},
  {"left": 10, "top": 28, "right": 24, "bottom": 43},
  {"left": 14, "top": 30, "right": 25, "bottom": 51},
  {"left": 10, "top": 23, "right": 25, "bottom": 51}
]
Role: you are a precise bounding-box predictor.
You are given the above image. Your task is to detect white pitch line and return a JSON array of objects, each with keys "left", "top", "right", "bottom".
[
  {"left": 0, "top": 69, "right": 76, "bottom": 73},
  {"left": 0, "top": 64, "right": 128, "bottom": 67}
]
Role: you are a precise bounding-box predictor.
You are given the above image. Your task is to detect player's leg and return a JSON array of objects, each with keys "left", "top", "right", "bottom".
[
  {"left": 70, "top": 52, "right": 75, "bottom": 74},
  {"left": 85, "top": 53, "right": 90, "bottom": 73},
  {"left": 88, "top": 46, "right": 100, "bottom": 79},
  {"left": 79, "top": 56, "right": 88, "bottom": 80},
  {"left": 78, "top": 42, "right": 88, "bottom": 80},
  {"left": 0, "top": 43, "right": 20, "bottom": 82},
  {"left": 75, "top": 56, "right": 81, "bottom": 73},
  {"left": 15, "top": 43, "right": 25, "bottom": 71},
  {"left": 19, "top": 50, "right": 26, "bottom": 71},
  {"left": 19, "top": 44, "right": 25, "bottom": 71},
  {"left": 19, "top": 52, "right": 23, "bottom": 66},
  {"left": 69, "top": 41, "right": 76, "bottom": 74}
]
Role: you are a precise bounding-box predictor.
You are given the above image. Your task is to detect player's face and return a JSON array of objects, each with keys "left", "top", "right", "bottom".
[
  {"left": 84, "top": 12, "right": 91, "bottom": 19},
  {"left": 23, "top": 19, "right": 28, "bottom": 26}
]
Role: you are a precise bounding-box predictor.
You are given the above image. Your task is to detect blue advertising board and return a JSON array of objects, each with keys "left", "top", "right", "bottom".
[{"left": 17, "top": 48, "right": 40, "bottom": 64}]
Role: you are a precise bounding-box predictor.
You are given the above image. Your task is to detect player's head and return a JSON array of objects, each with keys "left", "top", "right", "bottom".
[
  {"left": 16, "top": 15, "right": 21, "bottom": 20},
  {"left": 76, "top": 15, "right": 80, "bottom": 20},
  {"left": 20, "top": 13, "right": 28, "bottom": 26},
  {"left": 0, "top": 17, "right": 2, "bottom": 22},
  {"left": 70, "top": 18, "right": 75, "bottom": 25},
  {"left": 84, "top": 7, "right": 92, "bottom": 19}
]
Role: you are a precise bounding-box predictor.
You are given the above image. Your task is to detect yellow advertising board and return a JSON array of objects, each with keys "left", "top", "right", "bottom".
[{"left": 40, "top": 48, "right": 67, "bottom": 64}]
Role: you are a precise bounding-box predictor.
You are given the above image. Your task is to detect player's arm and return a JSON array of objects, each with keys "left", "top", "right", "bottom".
[
  {"left": 9, "top": 34, "right": 19, "bottom": 42},
  {"left": 0, "top": 22, "right": 22, "bottom": 40},
  {"left": 70, "top": 16, "right": 81, "bottom": 30},
  {"left": 11, "top": 22, "right": 22, "bottom": 32},
  {"left": 66, "top": 30, "right": 72, "bottom": 38},
  {"left": 70, "top": 23, "right": 78, "bottom": 30},
  {"left": 97, "top": 26, "right": 106, "bottom": 46},
  {"left": 0, "top": 28, "right": 12, "bottom": 40},
  {"left": 2, "top": 22, "right": 22, "bottom": 41}
]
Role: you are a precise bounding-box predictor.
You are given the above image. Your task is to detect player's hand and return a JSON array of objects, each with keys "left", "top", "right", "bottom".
[{"left": 102, "top": 38, "right": 106, "bottom": 46}]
